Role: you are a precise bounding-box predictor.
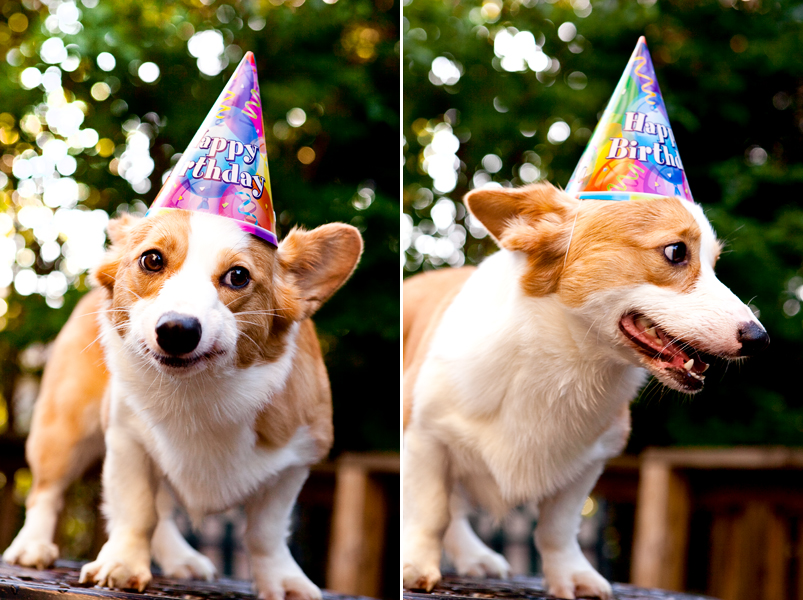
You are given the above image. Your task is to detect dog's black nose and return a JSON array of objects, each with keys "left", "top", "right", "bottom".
[
  {"left": 156, "top": 312, "right": 202, "bottom": 356},
  {"left": 737, "top": 321, "right": 769, "bottom": 356}
]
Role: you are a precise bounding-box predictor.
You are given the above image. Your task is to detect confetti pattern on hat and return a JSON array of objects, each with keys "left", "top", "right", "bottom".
[
  {"left": 565, "top": 37, "right": 693, "bottom": 203},
  {"left": 147, "top": 51, "right": 277, "bottom": 246}
]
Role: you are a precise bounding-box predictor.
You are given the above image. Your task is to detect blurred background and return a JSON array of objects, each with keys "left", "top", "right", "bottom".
[
  {"left": 403, "top": 0, "right": 803, "bottom": 598},
  {"left": 0, "top": 0, "right": 399, "bottom": 598}
]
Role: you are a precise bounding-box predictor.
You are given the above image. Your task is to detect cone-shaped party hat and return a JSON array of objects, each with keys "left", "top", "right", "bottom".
[
  {"left": 565, "top": 37, "right": 693, "bottom": 202},
  {"left": 147, "top": 51, "right": 277, "bottom": 245}
]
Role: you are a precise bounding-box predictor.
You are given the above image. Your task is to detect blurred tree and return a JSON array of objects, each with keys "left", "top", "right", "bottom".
[
  {"left": 403, "top": 0, "right": 803, "bottom": 450},
  {"left": 0, "top": 0, "right": 399, "bottom": 453}
]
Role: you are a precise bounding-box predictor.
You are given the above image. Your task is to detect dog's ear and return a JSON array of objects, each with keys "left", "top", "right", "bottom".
[
  {"left": 92, "top": 213, "right": 140, "bottom": 292},
  {"left": 465, "top": 183, "right": 579, "bottom": 296},
  {"left": 277, "top": 223, "right": 363, "bottom": 319}
]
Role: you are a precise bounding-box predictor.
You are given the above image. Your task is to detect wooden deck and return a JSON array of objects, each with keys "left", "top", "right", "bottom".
[
  {"left": 403, "top": 575, "right": 717, "bottom": 600},
  {"left": 0, "top": 560, "right": 378, "bottom": 600}
]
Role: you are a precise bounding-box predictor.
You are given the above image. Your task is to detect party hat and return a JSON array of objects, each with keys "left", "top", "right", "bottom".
[
  {"left": 565, "top": 37, "right": 693, "bottom": 202},
  {"left": 147, "top": 51, "right": 277, "bottom": 246}
]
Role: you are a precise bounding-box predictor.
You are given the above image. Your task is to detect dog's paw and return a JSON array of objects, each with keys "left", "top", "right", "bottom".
[
  {"left": 403, "top": 562, "right": 442, "bottom": 592},
  {"left": 79, "top": 556, "right": 152, "bottom": 592},
  {"left": 3, "top": 538, "right": 59, "bottom": 570},
  {"left": 253, "top": 570, "right": 321, "bottom": 600},
  {"left": 160, "top": 549, "right": 216, "bottom": 581},
  {"left": 453, "top": 547, "right": 510, "bottom": 579},
  {"left": 545, "top": 569, "right": 612, "bottom": 600}
]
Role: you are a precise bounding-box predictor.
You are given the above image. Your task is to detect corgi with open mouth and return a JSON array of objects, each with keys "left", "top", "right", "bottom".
[{"left": 402, "top": 182, "right": 768, "bottom": 599}]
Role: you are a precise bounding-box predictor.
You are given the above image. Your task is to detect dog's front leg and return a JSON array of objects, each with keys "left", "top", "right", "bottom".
[
  {"left": 443, "top": 492, "right": 510, "bottom": 578},
  {"left": 402, "top": 427, "right": 451, "bottom": 592},
  {"left": 244, "top": 465, "right": 320, "bottom": 600},
  {"left": 534, "top": 460, "right": 612, "bottom": 600},
  {"left": 79, "top": 425, "right": 157, "bottom": 592},
  {"left": 151, "top": 481, "right": 216, "bottom": 581}
]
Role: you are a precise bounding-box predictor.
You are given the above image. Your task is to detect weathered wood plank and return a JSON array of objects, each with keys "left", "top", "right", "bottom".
[
  {"left": 0, "top": 560, "right": 377, "bottom": 600},
  {"left": 402, "top": 575, "right": 718, "bottom": 600}
]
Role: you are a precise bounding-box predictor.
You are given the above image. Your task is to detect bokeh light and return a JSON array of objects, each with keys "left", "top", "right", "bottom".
[
  {"left": 547, "top": 121, "right": 571, "bottom": 144},
  {"left": 97, "top": 52, "right": 116, "bottom": 71},
  {"left": 138, "top": 62, "right": 160, "bottom": 83},
  {"left": 494, "top": 28, "right": 550, "bottom": 73},
  {"left": 188, "top": 30, "right": 226, "bottom": 76},
  {"left": 429, "top": 57, "right": 462, "bottom": 86}
]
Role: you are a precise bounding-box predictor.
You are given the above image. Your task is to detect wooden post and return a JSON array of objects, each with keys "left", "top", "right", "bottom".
[
  {"left": 631, "top": 457, "right": 690, "bottom": 590},
  {"left": 326, "top": 452, "right": 398, "bottom": 597}
]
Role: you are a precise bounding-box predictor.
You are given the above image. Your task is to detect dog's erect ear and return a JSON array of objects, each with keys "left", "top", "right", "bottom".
[
  {"left": 465, "top": 182, "right": 577, "bottom": 243},
  {"left": 277, "top": 223, "right": 363, "bottom": 319},
  {"left": 92, "top": 213, "right": 140, "bottom": 292},
  {"left": 465, "top": 183, "right": 579, "bottom": 296},
  {"left": 106, "top": 212, "right": 139, "bottom": 246}
]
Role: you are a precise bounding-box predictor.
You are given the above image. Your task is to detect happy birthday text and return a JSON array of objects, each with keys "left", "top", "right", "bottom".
[
  {"left": 607, "top": 112, "right": 685, "bottom": 170},
  {"left": 175, "top": 131, "right": 266, "bottom": 199}
]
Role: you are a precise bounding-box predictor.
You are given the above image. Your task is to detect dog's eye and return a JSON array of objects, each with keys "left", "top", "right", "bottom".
[
  {"left": 140, "top": 250, "right": 164, "bottom": 272},
  {"left": 223, "top": 267, "right": 250, "bottom": 289},
  {"left": 664, "top": 242, "right": 687, "bottom": 264}
]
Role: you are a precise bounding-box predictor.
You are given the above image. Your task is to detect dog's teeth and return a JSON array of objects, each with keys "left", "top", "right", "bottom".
[
  {"left": 683, "top": 359, "right": 694, "bottom": 371},
  {"left": 635, "top": 316, "right": 653, "bottom": 330},
  {"left": 645, "top": 326, "right": 658, "bottom": 340},
  {"left": 701, "top": 363, "right": 709, "bottom": 372}
]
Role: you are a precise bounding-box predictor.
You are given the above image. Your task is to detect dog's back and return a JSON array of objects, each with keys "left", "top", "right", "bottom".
[{"left": 402, "top": 267, "right": 475, "bottom": 428}]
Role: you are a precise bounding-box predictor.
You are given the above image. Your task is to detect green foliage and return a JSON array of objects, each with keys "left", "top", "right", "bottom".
[
  {"left": 0, "top": 0, "right": 399, "bottom": 453},
  {"left": 403, "top": 0, "right": 803, "bottom": 449}
]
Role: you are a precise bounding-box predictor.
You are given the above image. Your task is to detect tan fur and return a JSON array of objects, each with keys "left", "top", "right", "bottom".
[
  {"left": 25, "top": 289, "right": 108, "bottom": 505},
  {"left": 402, "top": 267, "right": 475, "bottom": 428},
  {"left": 254, "top": 319, "right": 333, "bottom": 457},
  {"left": 466, "top": 183, "right": 711, "bottom": 304},
  {"left": 94, "top": 211, "right": 193, "bottom": 338}
]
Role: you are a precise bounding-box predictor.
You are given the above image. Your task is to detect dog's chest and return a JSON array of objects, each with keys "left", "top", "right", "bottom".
[
  {"left": 147, "top": 419, "right": 313, "bottom": 516},
  {"left": 113, "top": 357, "right": 314, "bottom": 516},
  {"left": 420, "top": 254, "right": 646, "bottom": 504}
]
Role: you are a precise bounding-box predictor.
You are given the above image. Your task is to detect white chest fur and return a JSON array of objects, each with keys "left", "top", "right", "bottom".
[
  {"left": 104, "top": 322, "right": 316, "bottom": 518},
  {"left": 413, "top": 251, "right": 646, "bottom": 510}
]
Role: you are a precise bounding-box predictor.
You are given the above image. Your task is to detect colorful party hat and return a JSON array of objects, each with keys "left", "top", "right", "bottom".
[
  {"left": 565, "top": 37, "right": 693, "bottom": 203},
  {"left": 147, "top": 51, "right": 277, "bottom": 246}
]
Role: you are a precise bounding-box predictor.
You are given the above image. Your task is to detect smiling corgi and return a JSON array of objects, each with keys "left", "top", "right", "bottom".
[
  {"left": 402, "top": 183, "right": 768, "bottom": 599},
  {"left": 4, "top": 209, "right": 362, "bottom": 600}
]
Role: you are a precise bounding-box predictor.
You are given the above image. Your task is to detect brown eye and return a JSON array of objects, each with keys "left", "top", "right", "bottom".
[
  {"left": 223, "top": 266, "right": 250, "bottom": 289},
  {"left": 663, "top": 242, "right": 687, "bottom": 264},
  {"left": 140, "top": 250, "right": 163, "bottom": 272}
]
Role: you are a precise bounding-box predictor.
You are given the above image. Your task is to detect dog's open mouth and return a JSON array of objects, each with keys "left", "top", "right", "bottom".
[{"left": 619, "top": 312, "right": 711, "bottom": 393}]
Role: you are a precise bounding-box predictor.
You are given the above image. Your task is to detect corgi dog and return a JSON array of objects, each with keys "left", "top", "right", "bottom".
[
  {"left": 3, "top": 209, "right": 362, "bottom": 600},
  {"left": 402, "top": 183, "right": 768, "bottom": 599}
]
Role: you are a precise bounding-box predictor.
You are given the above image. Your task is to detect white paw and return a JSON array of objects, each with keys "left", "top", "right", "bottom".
[
  {"left": 251, "top": 552, "right": 321, "bottom": 600},
  {"left": 453, "top": 547, "right": 510, "bottom": 579},
  {"left": 254, "top": 570, "right": 321, "bottom": 600},
  {"left": 160, "top": 549, "right": 216, "bottom": 581},
  {"left": 79, "top": 554, "right": 152, "bottom": 592},
  {"left": 3, "top": 537, "right": 59, "bottom": 570},
  {"left": 403, "top": 561, "right": 442, "bottom": 591},
  {"left": 545, "top": 568, "right": 612, "bottom": 600}
]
